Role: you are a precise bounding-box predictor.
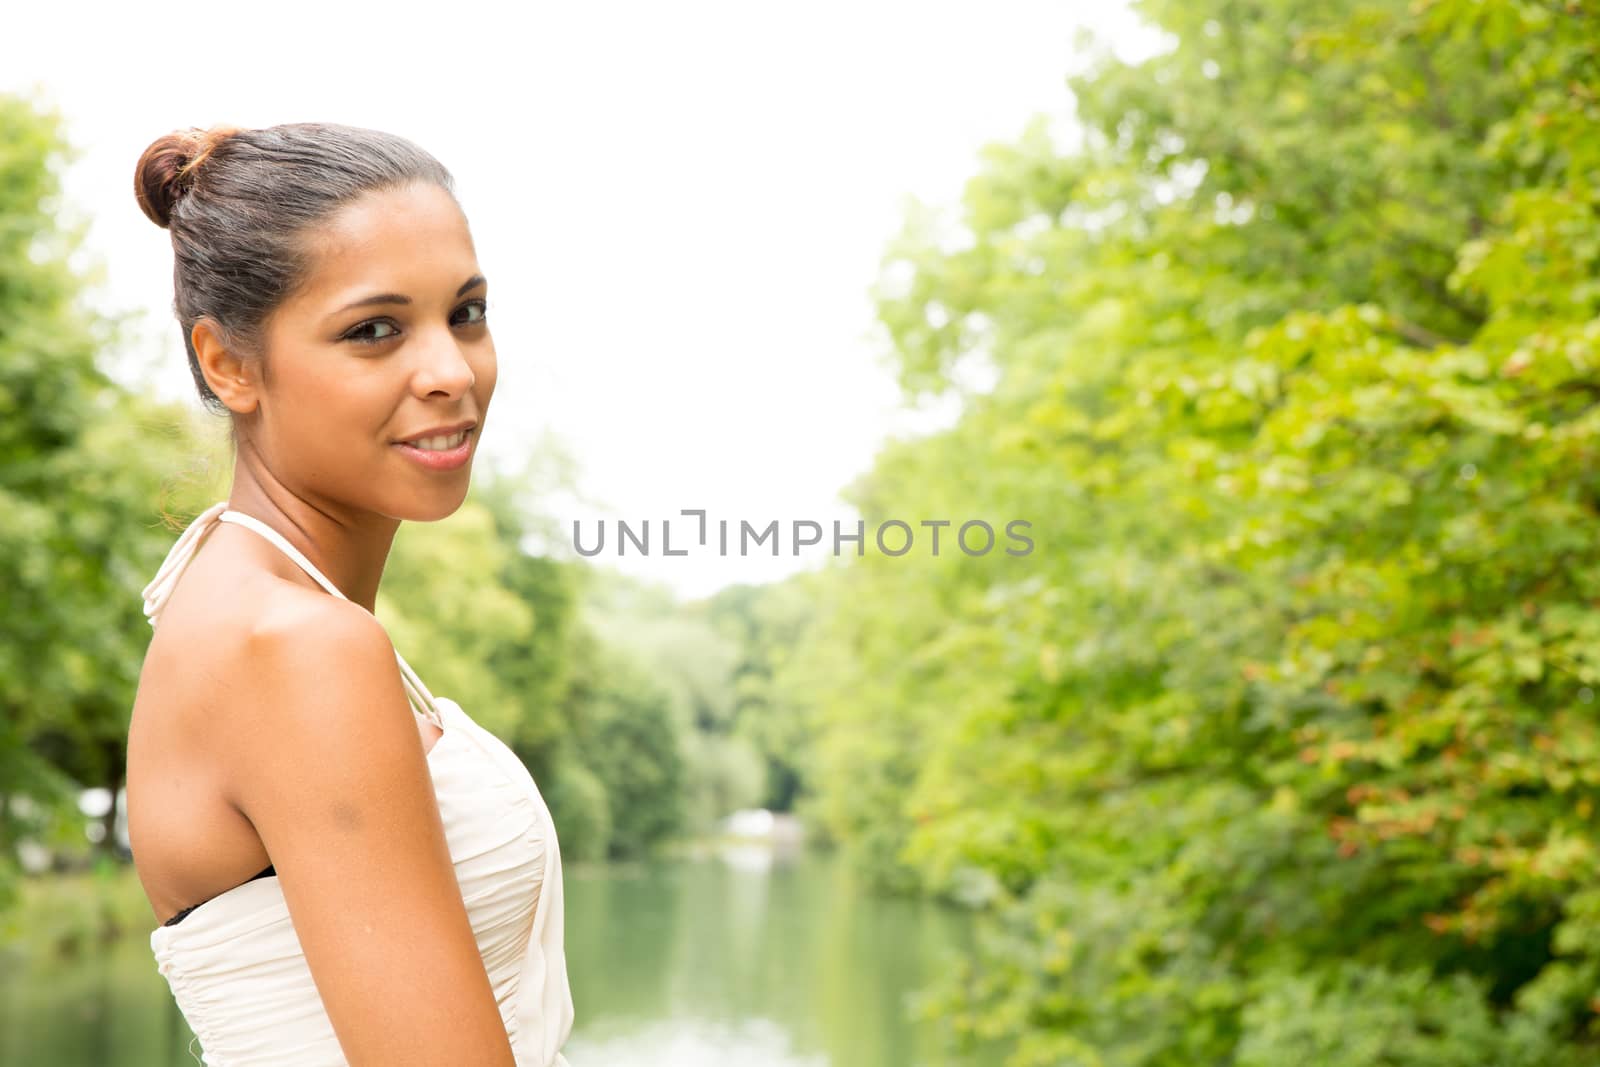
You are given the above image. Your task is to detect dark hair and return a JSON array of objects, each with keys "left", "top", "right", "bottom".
[{"left": 133, "top": 122, "right": 456, "bottom": 417}]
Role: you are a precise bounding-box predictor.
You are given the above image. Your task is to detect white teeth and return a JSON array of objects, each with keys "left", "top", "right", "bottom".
[{"left": 408, "top": 430, "right": 468, "bottom": 452}]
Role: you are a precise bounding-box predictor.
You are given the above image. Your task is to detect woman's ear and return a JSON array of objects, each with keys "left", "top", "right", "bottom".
[{"left": 192, "top": 317, "right": 261, "bottom": 416}]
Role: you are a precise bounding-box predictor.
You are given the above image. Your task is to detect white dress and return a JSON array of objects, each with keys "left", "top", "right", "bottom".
[{"left": 140, "top": 501, "right": 574, "bottom": 1066}]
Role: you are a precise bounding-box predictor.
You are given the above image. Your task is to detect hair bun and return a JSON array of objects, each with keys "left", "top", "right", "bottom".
[{"left": 133, "top": 125, "right": 244, "bottom": 229}]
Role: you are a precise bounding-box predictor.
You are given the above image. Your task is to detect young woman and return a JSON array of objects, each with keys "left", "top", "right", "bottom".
[{"left": 124, "top": 122, "right": 573, "bottom": 1066}]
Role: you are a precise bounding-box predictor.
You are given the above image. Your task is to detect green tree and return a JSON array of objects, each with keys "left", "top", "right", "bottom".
[
  {"left": 790, "top": 0, "right": 1600, "bottom": 1062},
  {"left": 703, "top": 575, "right": 821, "bottom": 812},
  {"left": 0, "top": 93, "right": 204, "bottom": 902},
  {"left": 559, "top": 625, "right": 686, "bottom": 859}
]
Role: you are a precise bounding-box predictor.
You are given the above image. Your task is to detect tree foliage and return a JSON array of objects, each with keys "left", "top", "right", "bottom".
[
  {"left": 791, "top": 0, "right": 1600, "bottom": 1061},
  {"left": 0, "top": 93, "right": 204, "bottom": 902}
]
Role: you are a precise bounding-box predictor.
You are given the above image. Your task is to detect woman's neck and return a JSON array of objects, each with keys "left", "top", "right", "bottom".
[{"left": 224, "top": 470, "right": 398, "bottom": 614}]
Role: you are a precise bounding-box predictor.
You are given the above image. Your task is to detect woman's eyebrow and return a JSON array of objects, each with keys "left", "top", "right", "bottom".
[{"left": 329, "top": 274, "right": 487, "bottom": 316}]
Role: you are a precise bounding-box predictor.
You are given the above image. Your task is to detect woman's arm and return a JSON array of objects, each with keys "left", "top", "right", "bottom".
[{"left": 226, "top": 597, "right": 516, "bottom": 1067}]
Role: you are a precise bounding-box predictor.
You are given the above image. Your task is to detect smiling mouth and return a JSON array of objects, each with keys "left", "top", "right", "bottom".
[{"left": 400, "top": 428, "right": 472, "bottom": 452}]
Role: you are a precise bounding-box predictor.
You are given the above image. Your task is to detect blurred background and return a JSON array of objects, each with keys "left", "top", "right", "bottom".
[{"left": 3, "top": 0, "right": 1599, "bottom": 1064}]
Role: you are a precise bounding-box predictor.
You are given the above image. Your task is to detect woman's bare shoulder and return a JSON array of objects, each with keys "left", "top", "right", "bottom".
[
  {"left": 224, "top": 589, "right": 399, "bottom": 752},
  {"left": 135, "top": 569, "right": 366, "bottom": 745}
]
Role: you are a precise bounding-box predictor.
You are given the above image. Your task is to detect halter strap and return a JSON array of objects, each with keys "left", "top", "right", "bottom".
[{"left": 141, "top": 501, "right": 443, "bottom": 727}]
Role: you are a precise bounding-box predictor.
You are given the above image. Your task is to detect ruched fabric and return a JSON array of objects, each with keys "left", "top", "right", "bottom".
[{"left": 141, "top": 502, "right": 574, "bottom": 1066}]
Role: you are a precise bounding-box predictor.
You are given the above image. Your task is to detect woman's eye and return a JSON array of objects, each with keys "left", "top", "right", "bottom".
[
  {"left": 453, "top": 299, "right": 489, "bottom": 326},
  {"left": 345, "top": 319, "right": 399, "bottom": 344}
]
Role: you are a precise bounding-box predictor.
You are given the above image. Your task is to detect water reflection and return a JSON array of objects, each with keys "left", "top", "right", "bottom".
[
  {"left": 564, "top": 845, "right": 991, "bottom": 1067},
  {"left": 1, "top": 848, "right": 995, "bottom": 1067},
  {"left": 565, "top": 1017, "right": 827, "bottom": 1067}
]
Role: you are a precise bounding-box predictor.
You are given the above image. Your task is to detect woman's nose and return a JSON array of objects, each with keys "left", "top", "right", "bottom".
[{"left": 413, "top": 331, "right": 476, "bottom": 397}]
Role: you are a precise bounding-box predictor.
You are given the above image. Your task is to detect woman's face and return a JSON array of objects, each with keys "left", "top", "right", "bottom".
[{"left": 244, "top": 181, "right": 497, "bottom": 523}]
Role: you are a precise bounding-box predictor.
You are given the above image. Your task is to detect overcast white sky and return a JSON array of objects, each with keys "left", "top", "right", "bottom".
[{"left": 4, "top": 1, "right": 1166, "bottom": 599}]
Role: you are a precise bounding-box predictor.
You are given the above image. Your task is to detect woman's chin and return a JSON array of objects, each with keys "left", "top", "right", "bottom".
[{"left": 386, "top": 480, "right": 473, "bottom": 524}]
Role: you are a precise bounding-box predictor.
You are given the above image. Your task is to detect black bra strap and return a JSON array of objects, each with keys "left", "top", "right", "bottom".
[{"left": 162, "top": 863, "right": 277, "bottom": 927}]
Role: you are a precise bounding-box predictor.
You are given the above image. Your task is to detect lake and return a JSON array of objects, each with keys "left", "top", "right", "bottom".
[{"left": 0, "top": 846, "right": 999, "bottom": 1067}]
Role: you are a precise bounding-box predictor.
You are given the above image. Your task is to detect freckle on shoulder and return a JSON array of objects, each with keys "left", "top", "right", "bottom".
[{"left": 329, "top": 799, "right": 365, "bottom": 832}]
